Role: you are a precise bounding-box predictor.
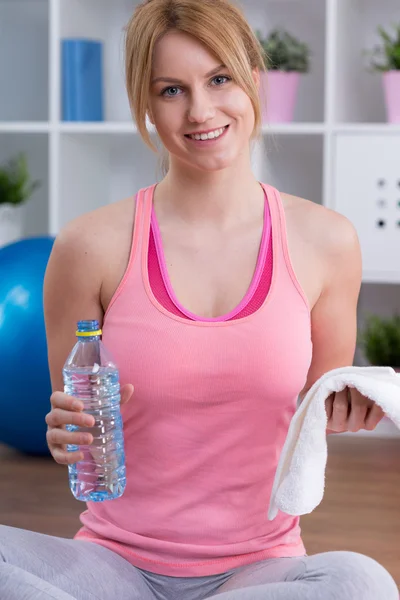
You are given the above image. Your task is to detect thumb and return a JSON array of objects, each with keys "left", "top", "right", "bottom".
[{"left": 120, "top": 383, "right": 134, "bottom": 405}]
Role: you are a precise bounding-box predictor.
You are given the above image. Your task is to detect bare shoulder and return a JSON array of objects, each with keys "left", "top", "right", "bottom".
[
  {"left": 281, "top": 191, "right": 360, "bottom": 260},
  {"left": 58, "top": 196, "right": 135, "bottom": 251},
  {"left": 56, "top": 196, "right": 136, "bottom": 272},
  {"left": 279, "top": 191, "right": 362, "bottom": 308},
  {"left": 55, "top": 196, "right": 136, "bottom": 312}
]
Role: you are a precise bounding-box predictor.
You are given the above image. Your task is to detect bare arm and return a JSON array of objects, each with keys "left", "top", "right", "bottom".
[
  {"left": 299, "top": 210, "right": 363, "bottom": 403},
  {"left": 43, "top": 216, "right": 104, "bottom": 393},
  {"left": 44, "top": 211, "right": 135, "bottom": 464},
  {"left": 42, "top": 215, "right": 107, "bottom": 462}
]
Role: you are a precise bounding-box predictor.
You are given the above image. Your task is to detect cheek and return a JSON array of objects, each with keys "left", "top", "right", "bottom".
[
  {"left": 221, "top": 89, "right": 254, "bottom": 122},
  {"left": 150, "top": 100, "right": 183, "bottom": 139}
]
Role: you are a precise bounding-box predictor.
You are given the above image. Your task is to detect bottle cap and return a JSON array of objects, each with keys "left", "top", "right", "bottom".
[{"left": 76, "top": 320, "right": 102, "bottom": 337}]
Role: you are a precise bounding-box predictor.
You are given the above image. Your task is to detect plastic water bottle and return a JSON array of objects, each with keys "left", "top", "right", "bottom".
[{"left": 62, "top": 320, "right": 126, "bottom": 502}]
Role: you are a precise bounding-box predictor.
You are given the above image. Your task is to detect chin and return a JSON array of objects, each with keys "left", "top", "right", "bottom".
[
  {"left": 198, "top": 161, "right": 232, "bottom": 172},
  {"left": 200, "top": 158, "right": 238, "bottom": 172},
  {"left": 186, "top": 151, "right": 238, "bottom": 173}
]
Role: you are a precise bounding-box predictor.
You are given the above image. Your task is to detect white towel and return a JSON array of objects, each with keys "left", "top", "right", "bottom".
[{"left": 268, "top": 366, "right": 400, "bottom": 521}]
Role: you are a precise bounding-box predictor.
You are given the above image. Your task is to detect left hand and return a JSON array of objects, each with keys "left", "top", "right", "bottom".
[{"left": 325, "top": 386, "right": 385, "bottom": 434}]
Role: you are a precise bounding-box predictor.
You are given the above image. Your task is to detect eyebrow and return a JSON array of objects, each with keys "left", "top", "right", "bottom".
[{"left": 151, "top": 64, "right": 227, "bottom": 85}]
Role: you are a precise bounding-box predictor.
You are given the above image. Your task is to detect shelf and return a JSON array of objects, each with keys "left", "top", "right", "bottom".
[
  {"left": 262, "top": 123, "right": 326, "bottom": 135},
  {"left": 59, "top": 122, "right": 325, "bottom": 135},
  {"left": 59, "top": 122, "right": 140, "bottom": 134},
  {"left": 362, "top": 272, "right": 400, "bottom": 284},
  {"left": 333, "top": 124, "right": 400, "bottom": 135},
  {"left": 3, "top": 122, "right": 400, "bottom": 136},
  {"left": 0, "top": 123, "right": 50, "bottom": 133}
]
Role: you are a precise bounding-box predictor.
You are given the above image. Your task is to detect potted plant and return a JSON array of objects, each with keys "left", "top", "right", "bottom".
[
  {"left": 358, "top": 313, "right": 400, "bottom": 372},
  {"left": 256, "top": 29, "right": 311, "bottom": 123},
  {"left": 0, "top": 153, "right": 40, "bottom": 248},
  {"left": 365, "top": 22, "right": 400, "bottom": 123}
]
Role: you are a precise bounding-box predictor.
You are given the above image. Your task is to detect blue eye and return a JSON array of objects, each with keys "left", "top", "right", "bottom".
[
  {"left": 160, "top": 75, "right": 231, "bottom": 97},
  {"left": 212, "top": 75, "right": 231, "bottom": 86},
  {"left": 161, "top": 86, "right": 182, "bottom": 97}
]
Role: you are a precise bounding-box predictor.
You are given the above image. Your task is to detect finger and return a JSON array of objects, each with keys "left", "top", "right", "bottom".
[
  {"left": 45, "top": 408, "right": 95, "bottom": 428},
  {"left": 50, "top": 391, "right": 84, "bottom": 411},
  {"left": 325, "top": 393, "right": 335, "bottom": 421},
  {"left": 348, "top": 403, "right": 368, "bottom": 432},
  {"left": 52, "top": 447, "right": 84, "bottom": 466},
  {"left": 364, "top": 404, "right": 385, "bottom": 431},
  {"left": 120, "top": 383, "right": 134, "bottom": 405},
  {"left": 46, "top": 429, "right": 93, "bottom": 448},
  {"left": 348, "top": 386, "right": 374, "bottom": 408},
  {"left": 347, "top": 387, "right": 372, "bottom": 432},
  {"left": 328, "top": 389, "right": 350, "bottom": 432}
]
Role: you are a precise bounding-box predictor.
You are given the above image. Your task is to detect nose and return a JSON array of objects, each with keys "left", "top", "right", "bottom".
[{"left": 187, "top": 88, "right": 216, "bottom": 124}]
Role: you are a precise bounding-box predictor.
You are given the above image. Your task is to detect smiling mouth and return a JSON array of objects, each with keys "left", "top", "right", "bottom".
[{"left": 184, "top": 125, "right": 229, "bottom": 141}]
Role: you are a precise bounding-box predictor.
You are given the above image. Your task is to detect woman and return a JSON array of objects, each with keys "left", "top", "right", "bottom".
[{"left": 0, "top": 1, "right": 397, "bottom": 599}]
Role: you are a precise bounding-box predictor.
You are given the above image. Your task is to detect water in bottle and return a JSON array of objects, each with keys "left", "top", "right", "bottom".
[{"left": 62, "top": 319, "right": 126, "bottom": 502}]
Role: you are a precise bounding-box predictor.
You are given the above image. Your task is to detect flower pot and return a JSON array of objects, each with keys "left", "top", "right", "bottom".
[
  {"left": 0, "top": 204, "right": 23, "bottom": 249},
  {"left": 260, "top": 70, "right": 301, "bottom": 124},
  {"left": 382, "top": 71, "right": 400, "bottom": 123}
]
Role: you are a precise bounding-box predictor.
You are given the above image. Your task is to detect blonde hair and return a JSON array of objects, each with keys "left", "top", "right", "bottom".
[{"left": 125, "top": 0, "right": 267, "bottom": 168}]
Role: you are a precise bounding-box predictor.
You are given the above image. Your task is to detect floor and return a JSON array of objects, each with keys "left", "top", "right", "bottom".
[{"left": 0, "top": 436, "right": 399, "bottom": 590}]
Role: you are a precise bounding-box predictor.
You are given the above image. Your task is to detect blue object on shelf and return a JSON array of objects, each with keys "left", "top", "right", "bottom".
[{"left": 62, "top": 38, "right": 104, "bottom": 121}]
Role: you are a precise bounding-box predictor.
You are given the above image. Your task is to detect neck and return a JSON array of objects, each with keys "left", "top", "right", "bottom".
[{"left": 154, "top": 157, "right": 264, "bottom": 231}]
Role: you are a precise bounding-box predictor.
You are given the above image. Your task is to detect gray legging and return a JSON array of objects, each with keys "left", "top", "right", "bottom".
[{"left": 0, "top": 525, "right": 398, "bottom": 600}]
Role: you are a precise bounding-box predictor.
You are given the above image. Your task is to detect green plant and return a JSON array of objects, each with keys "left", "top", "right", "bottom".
[
  {"left": 256, "top": 29, "right": 311, "bottom": 73},
  {"left": 365, "top": 22, "right": 400, "bottom": 72},
  {"left": 358, "top": 313, "right": 400, "bottom": 367},
  {"left": 0, "top": 153, "right": 40, "bottom": 206}
]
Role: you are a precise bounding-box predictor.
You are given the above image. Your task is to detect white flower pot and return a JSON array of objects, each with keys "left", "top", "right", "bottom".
[{"left": 0, "top": 204, "right": 23, "bottom": 249}]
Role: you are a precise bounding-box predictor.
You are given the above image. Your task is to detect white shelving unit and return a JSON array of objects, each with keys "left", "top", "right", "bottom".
[
  {"left": 1, "top": 0, "right": 399, "bottom": 258},
  {"left": 1, "top": 0, "right": 400, "bottom": 422},
  {"left": 0, "top": 0, "right": 398, "bottom": 222}
]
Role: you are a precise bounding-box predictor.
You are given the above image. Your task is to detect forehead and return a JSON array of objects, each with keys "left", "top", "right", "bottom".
[{"left": 151, "top": 30, "right": 222, "bottom": 75}]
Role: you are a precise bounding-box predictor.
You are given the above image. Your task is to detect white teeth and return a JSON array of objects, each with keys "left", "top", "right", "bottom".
[{"left": 189, "top": 126, "right": 226, "bottom": 141}]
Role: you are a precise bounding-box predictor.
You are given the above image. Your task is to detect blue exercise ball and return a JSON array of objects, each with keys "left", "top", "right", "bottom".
[{"left": 0, "top": 236, "right": 55, "bottom": 455}]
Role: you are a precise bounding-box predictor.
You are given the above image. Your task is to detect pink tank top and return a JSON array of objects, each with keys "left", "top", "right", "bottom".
[{"left": 74, "top": 182, "right": 313, "bottom": 578}]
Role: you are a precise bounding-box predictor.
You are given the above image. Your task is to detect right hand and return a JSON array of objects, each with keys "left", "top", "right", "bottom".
[{"left": 45, "top": 384, "right": 134, "bottom": 465}]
